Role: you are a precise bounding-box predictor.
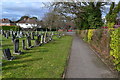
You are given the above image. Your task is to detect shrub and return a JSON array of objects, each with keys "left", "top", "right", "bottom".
[
  {"left": 87, "top": 29, "right": 94, "bottom": 42},
  {"left": 107, "top": 22, "right": 115, "bottom": 28},
  {"left": 110, "top": 28, "right": 120, "bottom": 71},
  {"left": 1, "top": 26, "right": 21, "bottom": 31}
]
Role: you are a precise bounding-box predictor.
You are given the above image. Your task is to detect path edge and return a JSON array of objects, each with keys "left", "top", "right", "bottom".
[{"left": 62, "top": 35, "right": 73, "bottom": 79}]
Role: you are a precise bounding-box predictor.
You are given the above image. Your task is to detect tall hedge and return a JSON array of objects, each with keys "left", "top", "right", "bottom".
[{"left": 1, "top": 26, "right": 21, "bottom": 31}]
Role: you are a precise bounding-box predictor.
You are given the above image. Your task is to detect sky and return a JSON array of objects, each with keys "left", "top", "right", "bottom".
[
  {"left": 0, "top": 0, "right": 119, "bottom": 21},
  {"left": 1, "top": 1, "right": 50, "bottom": 20}
]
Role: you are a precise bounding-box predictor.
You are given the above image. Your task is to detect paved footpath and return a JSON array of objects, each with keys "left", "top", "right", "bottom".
[{"left": 65, "top": 32, "right": 117, "bottom": 78}]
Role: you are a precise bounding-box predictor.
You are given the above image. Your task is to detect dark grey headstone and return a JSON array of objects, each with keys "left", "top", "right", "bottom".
[
  {"left": 13, "top": 39, "right": 23, "bottom": 55},
  {"left": 14, "top": 39, "right": 19, "bottom": 53},
  {"left": 27, "top": 36, "right": 32, "bottom": 48},
  {"left": 3, "top": 48, "right": 15, "bottom": 61},
  {"left": 22, "top": 40, "right": 27, "bottom": 50},
  {"left": 35, "top": 39, "right": 41, "bottom": 46}
]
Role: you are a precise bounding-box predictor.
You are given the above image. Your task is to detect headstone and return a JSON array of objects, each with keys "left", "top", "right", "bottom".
[
  {"left": 34, "top": 39, "right": 41, "bottom": 46},
  {"left": 13, "top": 39, "right": 23, "bottom": 55},
  {"left": 37, "top": 35, "right": 41, "bottom": 40},
  {"left": 40, "top": 35, "right": 44, "bottom": 44},
  {"left": 11, "top": 34, "right": 16, "bottom": 42},
  {"left": 43, "top": 33, "right": 47, "bottom": 43},
  {"left": 6, "top": 32, "right": 8, "bottom": 39},
  {"left": 19, "top": 31, "right": 23, "bottom": 38},
  {"left": 49, "top": 33, "right": 53, "bottom": 41},
  {"left": 57, "top": 33, "right": 61, "bottom": 38},
  {"left": 3, "top": 48, "right": 15, "bottom": 61},
  {"left": 8, "top": 31, "right": 10, "bottom": 37},
  {"left": 22, "top": 40, "right": 27, "bottom": 50},
  {"left": 31, "top": 32, "right": 35, "bottom": 40},
  {"left": 27, "top": 36, "right": 32, "bottom": 48}
]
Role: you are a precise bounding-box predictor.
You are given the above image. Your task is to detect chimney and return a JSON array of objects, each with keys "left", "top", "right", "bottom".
[
  {"left": 24, "top": 18, "right": 27, "bottom": 21},
  {"left": 2, "top": 18, "right": 5, "bottom": 21},
  {"left": 27, "top": 18, "right": 30, "bottom": 21}
]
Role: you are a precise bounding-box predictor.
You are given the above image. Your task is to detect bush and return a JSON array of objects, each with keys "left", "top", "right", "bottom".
[
  {"left": 87, "top": 29, "right": 94, "bottom": 42},
  {"left": 107, "top": 22, "right": 115, "bottom": 28},
  {"left": 1, "top": 26, "right": 21, "bottom": 31},
  {"left": 110, "top": 28, "right": 120, "bottom": 71}
]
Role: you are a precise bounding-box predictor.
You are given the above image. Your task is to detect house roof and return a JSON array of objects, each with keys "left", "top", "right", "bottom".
[
  {"left": 0, "top": 18, "right": 12, "bottom": 23},
  {"left": 17, "top": 18, "right": 38, "bottom": 24}
]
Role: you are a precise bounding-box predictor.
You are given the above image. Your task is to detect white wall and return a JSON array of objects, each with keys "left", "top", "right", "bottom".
[{"left": 17, "top": 23, "right": 37, "bottom": 28}]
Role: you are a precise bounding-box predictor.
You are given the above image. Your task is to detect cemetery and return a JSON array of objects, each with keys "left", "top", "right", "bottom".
[
  {"left": 1, "top": 1, "right": 120, "bottom": 79},
  {"left": 1, "top": 30, "right": 72, "bottom": 78}
]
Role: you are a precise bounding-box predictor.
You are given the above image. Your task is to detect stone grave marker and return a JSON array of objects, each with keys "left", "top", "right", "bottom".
[
  {"left": 34, "top": 39, "right": 41, "bottom": 46},
  {"left": 31, "top": 32, "right": 35, "bottom": 40},
  {"left": 27, "top": 36, "right": 33, "bottom": 48},
  {"left": 3, "top": 48, "right": 15, "bottom": 61},
  {"left": 40, "top": 35, "right": 44, "bottom": 44},
  {"left": 11, "top": 34, "right": 16, "bottom": 42},
  {"left": 13, "top": 39, "right": 23, "bottom": 55},
  {"left": 22, "top": 40, "right": 27, "bottom": 50},
  {"left": 5, "top": 32, "right": 9, "bottom": 39},
  {"left": 43, "top": 32, "right": 47, "bottom": 43}
]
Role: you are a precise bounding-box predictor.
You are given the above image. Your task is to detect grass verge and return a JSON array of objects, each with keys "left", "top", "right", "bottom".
[{"left": 1, "top": 34, "right": 72, "bottom": 78}]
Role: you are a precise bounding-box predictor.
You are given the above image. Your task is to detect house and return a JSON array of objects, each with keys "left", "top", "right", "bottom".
[
  {"left": 114, "top": 12, "right": 120, "bottom": 28},
  {"left": 16, "top": 18, "right": 40, "bottom": 28},
  {"left": 0, "top": 18, "right": 15, "bottom": 26}
]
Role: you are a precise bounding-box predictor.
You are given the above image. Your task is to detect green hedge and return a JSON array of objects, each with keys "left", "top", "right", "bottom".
[
  {"left": 1, "top": 26, "right": 21, "bottom": 31},
  {"left": 110, "top": 28, "right": 120, "bottom": 71}
]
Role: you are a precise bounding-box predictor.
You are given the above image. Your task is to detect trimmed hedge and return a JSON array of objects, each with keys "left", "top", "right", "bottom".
[{"left": 1, "top": 26, "right": 21, "bottom": 31}]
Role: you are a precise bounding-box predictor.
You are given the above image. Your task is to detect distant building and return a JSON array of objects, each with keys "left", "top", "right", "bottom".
[
  {"left": 116, "top": 12, "right": 120, "bottom": 25},
  {"left": 16, "top": 18, "right": 40, "bottom": 28},
  {"left": 0, "top": 18, "right": 15, "bottom": 26},
  {"left": 114, "top": 12, "right": 120, "bottom": 28}
]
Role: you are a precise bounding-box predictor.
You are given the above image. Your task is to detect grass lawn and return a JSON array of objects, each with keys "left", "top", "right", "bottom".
[{"left": 1, "top": 34, "right": 72, "bottom": 78}]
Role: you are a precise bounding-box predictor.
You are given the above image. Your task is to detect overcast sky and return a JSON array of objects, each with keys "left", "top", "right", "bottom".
[{"left": 0, "top": 0, "right": 119, "bottom": 20}]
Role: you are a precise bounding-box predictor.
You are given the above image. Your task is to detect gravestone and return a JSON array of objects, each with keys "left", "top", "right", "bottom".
[
  {"left": 37, "top": 35, "right": 41, "bottom": 40},
  {"left": 31, "top": 32, "right": 35, "bottom": 40},
  {"left": 27, "top": 36, "right": 32, "bottom": 48},
  {"left": 46, "top": 33, "right": 50, "bottom": 43},
  {"left": 40, "top": 35, "right": 44, "bottom": 44},
  {"left": 57, "top": 33, "right": 61, "bottom": 38},
  {"left": 49, "top": 33, "right": 53, "bottom": 41},
  {"left": 13, "top": 39, "right": 23, "bottom": 55},
  {"left": 8, "top": 31, "right": 10, "bottom": 37},
  {"left": 22, "top": 40, "right": 27, "bottom": 50},
  {"left": 43, "top": 33, "right": 47, "bottom": 43},
  {"left": 11, "top": 34, "right": 16, "bottom": 42},
  {"left": 34, "top": 39, "right": 41, "bottom": 46},
  {"left": 19, "top": 31, "right": 23, "bottom": 38},
  {"left": 3, "top": 48, "right": 15, "bottom": 61},
  {"left": 6, "top": 32, "right": 9, "bottom": 39}
]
